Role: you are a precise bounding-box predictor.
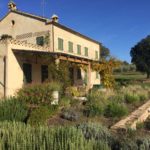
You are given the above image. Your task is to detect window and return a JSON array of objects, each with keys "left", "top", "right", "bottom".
[
  {"left": 95, "top": 51, "right": 99, "bottom": 59},
  {"left": 68, "top": 41, "right": 73, "bottom": 53},
  {"left": 84, "top": 47, "right": 88, "bottom": 56},
  {"left": 58, "top": 38, "right": 63, "bottom": 51},
  {"left": 11, "top": 20, "right": 15, "bottom": 26},
  {"left": 96, "top": 72, "right": 99, "bottom": 79},
  {"left": 77, "top": 45, "right": 81, "bottom": 55},
  {"left": 77, "top": 68, "right": 82, "bottom": 79},
  {"left": 41, "top": 65, "right": 48, "bottom": 82},
  {"left": 23, "top": 63, "right": 32, "bottom": 84},
  {"left": 36, "top": 36, "right": 44, "bottom": 46}
]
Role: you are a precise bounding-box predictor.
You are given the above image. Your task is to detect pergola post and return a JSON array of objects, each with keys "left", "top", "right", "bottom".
[
  {"left": 55, "top": 57, "right": 60, "bottom": 69},
  {"left": 87, "top": 63, "right": 91, "bottom": 90}
]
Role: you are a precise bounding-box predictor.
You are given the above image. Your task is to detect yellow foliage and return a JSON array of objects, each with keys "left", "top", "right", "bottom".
[{"left": 92, "top": 58, "right": 121, "bottom": 88}]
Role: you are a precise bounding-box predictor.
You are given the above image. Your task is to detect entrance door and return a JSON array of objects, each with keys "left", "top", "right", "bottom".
[{"left": 23, "top": 63, "right": 32, "bottom": 84}]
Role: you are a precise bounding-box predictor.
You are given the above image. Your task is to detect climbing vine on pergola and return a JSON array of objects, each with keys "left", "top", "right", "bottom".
[{"left": 91, "top": 58, "right": 121, "bottom": 88}]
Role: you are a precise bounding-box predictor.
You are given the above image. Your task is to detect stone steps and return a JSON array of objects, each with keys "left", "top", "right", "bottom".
[{"left": 111, "top": 100, "right": 150, "bottom": 130}]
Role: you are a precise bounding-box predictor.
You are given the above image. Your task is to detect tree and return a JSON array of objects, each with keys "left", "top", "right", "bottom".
[
  {"left": 122, "top": 61, "right": 129, "bottom": 66},
  {"left": 100, "top": 44, "right": 110, "bottom": 60},
  {"left": 130, "top": 35, "right": 150, "bottom": 78}
]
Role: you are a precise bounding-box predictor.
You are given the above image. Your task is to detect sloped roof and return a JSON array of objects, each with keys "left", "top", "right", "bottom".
[
  {"left": 0, "top": 10, "right": 100, "bottom": 45},
  {"left": 0, "top": 10, "right": 48, "bottom": 23}
]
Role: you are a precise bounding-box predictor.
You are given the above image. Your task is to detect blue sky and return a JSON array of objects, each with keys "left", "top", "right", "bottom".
[{"left": 0, "top": 0, "right": 150, "bottom": 62}]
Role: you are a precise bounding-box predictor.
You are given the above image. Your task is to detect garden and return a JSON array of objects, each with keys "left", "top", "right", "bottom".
[
  {"left": 0, "top": 80, "right": 150, "bottom": 149},
  {"left": 1, "top": 56, "right": 150, "bottom": 149}
]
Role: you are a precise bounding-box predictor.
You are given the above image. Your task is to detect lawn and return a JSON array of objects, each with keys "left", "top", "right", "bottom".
[{"left": 114, "top": 71, "right": 146, "bottom": 81}]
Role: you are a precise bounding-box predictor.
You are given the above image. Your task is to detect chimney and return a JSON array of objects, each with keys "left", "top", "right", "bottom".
[
  {"left": 51, "top": 14, "right": 59, "bottom": 23},
  {"left": 8, "top": 0, "right": 17, "bottom": 11}
]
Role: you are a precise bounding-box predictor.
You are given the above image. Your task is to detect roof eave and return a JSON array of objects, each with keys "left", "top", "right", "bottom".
[{"left": 47, "top": 21, "right": 101, "bottom": 45}]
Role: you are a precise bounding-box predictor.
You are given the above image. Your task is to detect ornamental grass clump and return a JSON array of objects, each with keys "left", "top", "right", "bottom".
[
  {"left": 104, "top": 101, "right": 128, "bottom": 118},
  {"left": 125, "top": 93, "right": 140, "bottom": 104},
  {"left": 121, "top": 85, "right": 150, "bottom": 104},
  {"left": 0, "top": 121, "right": 111, "bottom": 150},
  {"left": 0, "top": 97, "right": 28, "bottom": 122}
]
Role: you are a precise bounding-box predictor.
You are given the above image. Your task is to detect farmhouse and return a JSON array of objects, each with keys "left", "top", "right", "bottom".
[{"left": 0, "top": 1, "right": 101, "bottom": 97}]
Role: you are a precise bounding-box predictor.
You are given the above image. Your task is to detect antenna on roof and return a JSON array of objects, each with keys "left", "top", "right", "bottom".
[{"left": 41, "top": 0, "right": 46, "bottom": 17}]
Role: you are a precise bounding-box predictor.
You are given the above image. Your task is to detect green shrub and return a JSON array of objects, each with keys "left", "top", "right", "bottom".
[
  {"left": 116, "top": 136, "right": 150, "bottom": 150},
  {"left": 136, "top": 122, "right": 144, "bottom": 130},
  {"left": 28, "top": 105, "right": 58, "bottom": 126},
  {"left": 104, "top": 101, "right": 128, "bottom": 118},
  {"left": 0, "top": 97, "right": 28, "bottom": 122},
  {"left": 84, "top": 90, "right": 109, "bottom": 117},
  {"left": 136, "top": 137, "right": 150, "bottom": 150},
  {"left": 77, "top": 123, "right": 112, "bottom": 142},
  {"left": 144, "top": 117, "right": 150, "bottom": 130},
  {"left": 17, "top": 82, "right": 62, "bottom": 105},
  {"left": 65, "top": 86, "right": 80, "bottom": 97},
  {"left": 59, "top": 96, "right": 71, "bottom": 108},
  {"left": 109, "top": 94, "right": 125, "bottom": 103},
  {"left": 139, "top": 93, "right": 149, "bottom": 102},
  {"left": 84, "top": 104, "right": 104, "bottom": 117},
  {"left": 61, "top": 108, "right": 80, "bottom": 121},
  {"left": 93, "top": 141, "right": 111, "bottom": 150},
  {"left": 125, "top": 94, "right": 140, "bottom": 104},
  {"left": 88, "top": 89, "right": 114, "bottom": 102},
  {"left": 121, "top": 85, "right": 150, "bottom": 104}
]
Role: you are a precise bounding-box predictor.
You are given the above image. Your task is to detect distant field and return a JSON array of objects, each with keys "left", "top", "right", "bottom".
[{"left": 114, "top": 72, "right": 146, "bottom": 81}]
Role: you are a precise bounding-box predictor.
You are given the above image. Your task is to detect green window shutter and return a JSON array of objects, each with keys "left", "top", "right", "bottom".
[
  {"left": 36, "top": 36, "right": 44, "bottom": 46},
  {"left": 77, "top": 45, "right": 81, "bottom": 55},
  {"left": 68, "top": 41, "right": 73, "bottom": 52},
  {"left": 96, "top": 72, "right": 99, "bottom": 79},
  {"left": 84, "top": 47, "right": 88, "bottom": 56},
  {"left": 95, "top": 51, "right": 98, "bottom": 59},
  {"left": 58, "top": 38, "right": 63, "bottom": 51}
]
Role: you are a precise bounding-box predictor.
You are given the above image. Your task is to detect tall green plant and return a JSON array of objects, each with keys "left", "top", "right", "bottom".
[
  {"left": 0, "top": 121, "right": 111, "bottom": 150},
  {"left": 0, "top": 97, "right": 28, "bottom": 122}
]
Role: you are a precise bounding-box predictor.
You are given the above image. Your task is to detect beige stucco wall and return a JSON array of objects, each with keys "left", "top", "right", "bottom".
[
  {"left": 0, "top": 11, "right": 101, "bottom": 96},
  {"left": 0, "top": 12, "right": 51, "bottom": 46},
  {"left": 0, "top": 43, "right": 7, "bottom": 97},
  {"left": 53, "top": 25, "right": 100, "bottom": 61},
  {"left": 91, "top": 71, "right": 101, "bottom": 85},
  {"left": 3, "top": 40, "right": 49, "bottom": 96},
  {"left": 0, "top": 56, "right": 4, "bottom": 97},
  {"left": 53, "top": 25, "right": 101, "bottom": 86},
  {"left": 6, "top": 43, "right": 23, "bottom": 96},
  {"left": 4, "top": 41, "right": 100, "bottom": 96}
]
